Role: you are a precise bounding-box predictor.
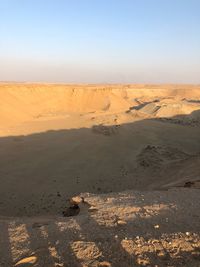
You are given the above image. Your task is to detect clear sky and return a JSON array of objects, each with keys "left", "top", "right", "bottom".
[{"left": 0, "top": 0, "right": 200, "bottom": 83}]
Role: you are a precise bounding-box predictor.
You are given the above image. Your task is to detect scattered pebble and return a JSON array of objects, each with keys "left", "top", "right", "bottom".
[
  {"left": 71, "top": 196, "right": 84, "bottom": 204},
  {"left": 88, "top": 206, "right": 98, "bottom": 212},
  {"left": 15, "top": 256, "right": 37, "bottom": 266},
  {"left": 99, "top": 261, "right": 111, "bottom": 267},
  {"left": 117, "top": 220, "right": 127, "bottom": 225}
]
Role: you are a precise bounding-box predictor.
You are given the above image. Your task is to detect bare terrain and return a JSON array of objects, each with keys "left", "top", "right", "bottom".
[{"left": 0, "top": 84, "right": 200, "bottom": 266}]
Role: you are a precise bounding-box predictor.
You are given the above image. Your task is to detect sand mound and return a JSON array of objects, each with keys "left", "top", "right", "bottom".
[
  {"left": 156, "top": 101, "right": 200, "bottom": 118},
  {"left": 137, "top": 145, "right": 190, "bottom": 169},
  {"left": 134, "top": 99, "right": 200, "bottom": 119},
  {"left": 137, "top": 102, "right": 161, "bottom": 115},
  {"left": 92, "top": 124, "right": 120, "bottom": 136},
  {"left": 136, "top": 146, "right": 200, "bottom": 190}
]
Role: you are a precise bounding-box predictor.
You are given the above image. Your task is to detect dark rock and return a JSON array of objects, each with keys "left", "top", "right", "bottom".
[
  {"left": 63, "top": 204, "right": 80, "bottom": 217},
  {"left": 184, "top": 181, "right": 194, "bottom": 188}
]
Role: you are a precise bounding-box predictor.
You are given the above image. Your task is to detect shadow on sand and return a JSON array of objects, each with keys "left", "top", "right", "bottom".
[
  {"left": 1, "top": 189, "right": 200, "bottom": 266},
  {"left": 0, "top": 110, "right": 200, "bottom": 266}
]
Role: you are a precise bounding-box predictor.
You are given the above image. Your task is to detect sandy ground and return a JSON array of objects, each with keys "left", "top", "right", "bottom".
[
  {"left": 0, "top": 189, "right": 200, "bottom": 267},
  {"left": 0, "top": 84, "right": 200, "bottom": 266}
]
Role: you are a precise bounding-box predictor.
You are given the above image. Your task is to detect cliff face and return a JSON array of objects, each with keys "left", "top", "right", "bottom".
[
  {"left": 0, "top": 84, "right": 130, "bottom": 127},
  {"left": 1, "top": 83, "right": 200, "bottom": 129}
]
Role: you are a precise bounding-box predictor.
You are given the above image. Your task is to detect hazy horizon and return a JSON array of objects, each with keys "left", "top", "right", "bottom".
[{"left": 1, "top": 0, "right": 200, "bottom": 83}]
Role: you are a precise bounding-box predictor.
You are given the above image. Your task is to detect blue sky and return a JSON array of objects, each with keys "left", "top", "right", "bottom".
[{"left": 0, "top": 0, "right": 200, "bottom": 83}]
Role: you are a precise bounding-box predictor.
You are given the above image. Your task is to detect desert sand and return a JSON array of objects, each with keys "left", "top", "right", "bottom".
[{"left": 0, "top": 83, "right": 200, "bottom": 266}]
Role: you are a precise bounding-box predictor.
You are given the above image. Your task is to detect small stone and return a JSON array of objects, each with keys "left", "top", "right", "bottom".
[
  {"left": 88, "top": 206, "right": 98, "bottom": 212},
  {"left": 117, "top": 220, "right": 127, "bottom": 225},
  {"left": 15, "top": 256, "right": 37, "bottom": 266},
  {"left": 154, "top": 224, "right": 160, "bottom": 229},
  {"left": 115, "top": 235, "right": 118, "bottom": 239},
  {"left": 137, "top": 257, "right": 150, "bottom": 266},
  {"left": 157, "top": 251, "right": 170, "bottom": 260},
  {"left": 71, "top": 196, "right": 84, "bottom": 204},
  {"left": 186, "top": 232, "right": 190, "bottom": 236},
  {"left": 184, "top": 181, "right": 194, "bottom": 188},
  {"left": 32, "top": 222, "right": 49, "bottom": 228},
  {"left": 57, "top": 192, "right": 61, "bottom": 197},
  {"left": 99, "top": 261, "right": 111, "bottom": 267},
  {"left": 62, "top": 204, "right": 80, "bottom": 217}
]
